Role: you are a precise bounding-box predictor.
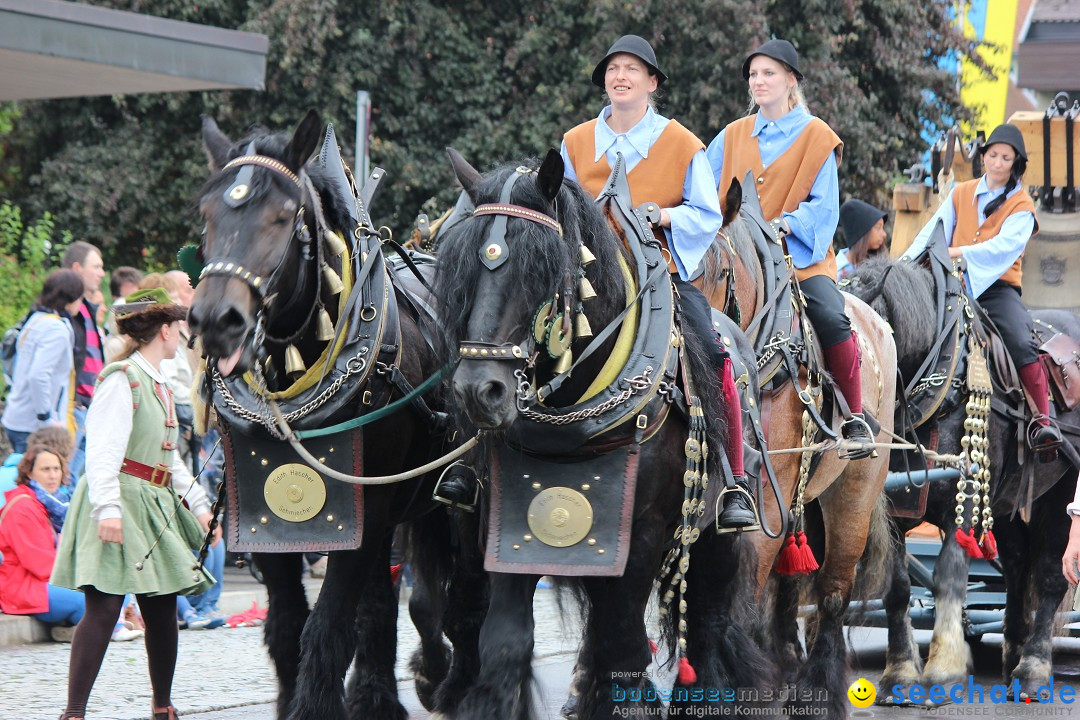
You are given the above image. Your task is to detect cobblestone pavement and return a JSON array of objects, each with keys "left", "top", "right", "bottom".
[{"left": 0, "top": 580, "right": 583, "bottom": 720}]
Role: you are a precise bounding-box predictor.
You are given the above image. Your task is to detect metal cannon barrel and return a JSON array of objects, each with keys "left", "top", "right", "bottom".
[{"left": 884, "top": 467, "right": 962, "bottom": 493}]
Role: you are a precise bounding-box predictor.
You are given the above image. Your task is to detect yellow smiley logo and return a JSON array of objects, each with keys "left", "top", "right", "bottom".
[{"left": 848, "top": 678, "right": 876, "bottom": 708}]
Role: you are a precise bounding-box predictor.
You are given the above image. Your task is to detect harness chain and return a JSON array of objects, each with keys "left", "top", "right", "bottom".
[
  {"left": 516, "top": 367, "right": 656, "bottom": 425},
  {"left": 655, "top": 394, "right": 708, "bottom": 665},
  {"left": 956, "top": 318, "right": 994, "bottom": 543}
]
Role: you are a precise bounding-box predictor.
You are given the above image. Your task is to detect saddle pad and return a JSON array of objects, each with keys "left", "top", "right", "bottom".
[
  {"left": 485, "top": 444, "right": 638, "bottom": 576},
  {"left": 222, "top": 425, "right": 364, "bottom": 553}
]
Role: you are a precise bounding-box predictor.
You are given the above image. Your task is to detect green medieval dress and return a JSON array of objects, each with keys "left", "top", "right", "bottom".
[{"left": 51, "top": 359, "right": 213, "bottom": 596}]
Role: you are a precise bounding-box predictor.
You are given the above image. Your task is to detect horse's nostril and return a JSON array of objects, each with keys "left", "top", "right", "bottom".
[
  {"left": 220, "top": 305, "right": 247, "bottom": 331},
  {"left": 480, "top": 381, "right": 507, "bottom": 407}
]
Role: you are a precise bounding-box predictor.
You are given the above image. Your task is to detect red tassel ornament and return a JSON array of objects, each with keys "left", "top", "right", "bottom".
[
  {"left": 980, "top": 529, "right": 998, "bottom": 560},
  {"left": 954, "top": 528, "right": 982, "bottom": 559},
  {"left": 776, "top": 532, "right": 800, "bottom": 575},
  {"left": 677, "top": 656, "right": 698, "bottom": 685},
  {"left": 648, "top": 639, "right": 658, "bottom": 655},
  {"left": 390, "top": 563, "right": 403, "bottom": 586},
  {"left": 795, "top": 531, "right": 819, "bottom": 573}
]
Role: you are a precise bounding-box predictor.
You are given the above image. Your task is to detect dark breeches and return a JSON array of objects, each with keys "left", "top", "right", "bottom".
[
  {"left": 799, "top": 274, "right": 852, "bottom": 348},
  {"left": 978, "top": 281, "right": 1038, "bottom": 366}
]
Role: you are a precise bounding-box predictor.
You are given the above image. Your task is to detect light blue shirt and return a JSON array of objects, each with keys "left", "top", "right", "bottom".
[
  {"left": 903, "top": 178, "right": 1035, "bottom": 298},
  {"left": 705, "top": 106, "right": 840, "bottom": 271},
  {"left": 560, "top": 106, "right": 724, "bottom": 280}
]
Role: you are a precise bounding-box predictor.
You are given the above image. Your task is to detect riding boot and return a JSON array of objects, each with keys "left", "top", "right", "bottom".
[
  {"left": 716, "top": 358, "right": 758, "bottom": 530},
  {"left": 823, "top": 332, "right": 874, "bottom": 460},
  {"left": 433, "top": 463, "right": 479, "bottom": 511},
  {"left": 1019, "top": 360, "right": 1062, "bottom": 457}
]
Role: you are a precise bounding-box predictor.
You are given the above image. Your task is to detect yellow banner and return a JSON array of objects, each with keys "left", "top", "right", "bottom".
[{"left": 959, "top": 0, "right": 1018, "bottom": 130}]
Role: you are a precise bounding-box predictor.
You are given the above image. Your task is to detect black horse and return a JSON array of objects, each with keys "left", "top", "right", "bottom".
[
  {"left": 433, "top": 149, "right": 773, "bottom": 719},
  {"left": 845, "top": 254, "right": 1079, "bottom": 699},
  {"left": 189, "top": 111, "right": 483, "bottom": 720}
]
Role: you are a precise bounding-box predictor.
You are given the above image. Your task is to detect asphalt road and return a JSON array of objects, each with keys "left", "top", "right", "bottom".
[{"left": 5, "top": 566, "right": 1080, "bottom": 719}]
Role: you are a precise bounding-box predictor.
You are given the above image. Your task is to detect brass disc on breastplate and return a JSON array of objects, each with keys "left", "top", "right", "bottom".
[
  {"left": 527, "top": 487, "right": 593, "bottom": 547},
  {"left": 264, "top": 463, "right": 327, "bottom": 523}
]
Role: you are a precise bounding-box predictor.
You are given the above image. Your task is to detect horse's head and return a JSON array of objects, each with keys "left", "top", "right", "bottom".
[
  {"left": 189, "top": 111, "right": 323, "bottom": 377},
  {"left": 434, "top": 148, "right": 621, "bottom": 430}
]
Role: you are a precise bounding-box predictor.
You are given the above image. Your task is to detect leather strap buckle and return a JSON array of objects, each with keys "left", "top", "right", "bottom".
[{"left": 149, "top": 464, "right": 171, "bottom": 487}]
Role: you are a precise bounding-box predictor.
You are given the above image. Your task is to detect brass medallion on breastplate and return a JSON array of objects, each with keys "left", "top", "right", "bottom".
[
  {"left": 527, "top": 487, "right": 593, "bottom": 547},
  {"left": 264, "top": 463, "right": 327, "bottom": 522}
]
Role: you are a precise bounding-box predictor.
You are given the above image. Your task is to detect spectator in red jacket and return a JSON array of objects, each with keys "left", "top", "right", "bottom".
[{"left": 0, "top": 444, "right": 85, "bottom": 640}]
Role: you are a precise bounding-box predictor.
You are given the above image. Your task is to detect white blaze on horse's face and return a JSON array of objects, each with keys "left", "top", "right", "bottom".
[{"left": 604, "top": 53, "right": 657, "bottom": 112}]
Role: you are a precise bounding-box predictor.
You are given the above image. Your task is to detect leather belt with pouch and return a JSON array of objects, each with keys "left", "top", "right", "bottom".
[
  {"left": 120, "top": 458, "right": 172, "bottom": 487},
  {"left": 1039, "top": 332, "right": 1080, "bottom": 411}
]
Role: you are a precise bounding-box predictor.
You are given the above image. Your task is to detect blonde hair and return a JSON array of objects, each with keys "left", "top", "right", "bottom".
[
  {"left": 745, "top": 69, "right": 808, "bottom": 115},
  {"left": 139, "top": 273, "right": 180, "bottom": 300}
]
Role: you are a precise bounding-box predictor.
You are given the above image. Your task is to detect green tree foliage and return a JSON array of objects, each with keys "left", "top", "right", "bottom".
[
  {"left": 1, "top": 0, "right": 978, "bottom": 268},
  {"left": 0, "top": 201, "right": 71, "bottom": 331}
]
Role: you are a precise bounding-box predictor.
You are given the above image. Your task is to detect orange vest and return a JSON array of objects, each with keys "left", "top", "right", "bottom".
[
  {"left": 951, "top": 179, "right": 1037, "bottom": 289},
  {"left": 717, "top": 114, "right": 843, "bottom": 281},
  {"left": 564, "top": 117, "right": 704, "bottom": 273}
]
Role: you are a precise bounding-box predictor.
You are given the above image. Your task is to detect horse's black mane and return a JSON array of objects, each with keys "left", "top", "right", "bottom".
[
  {"left": 434, "top": 156, "right": 726, "bottom": 454},
  {"left": 845, "top": 256, "right": 936, "bottom": 371},
  {"left": 199, "top": 126, "right": 352, "bottom": 234},
  {"left": 433, "top": 160, "right": 623, "bottom": 360}
]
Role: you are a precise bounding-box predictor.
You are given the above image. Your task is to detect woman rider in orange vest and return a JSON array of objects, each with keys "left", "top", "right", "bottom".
[
  {"left": 706, "top": 39, "right": 875, "bottom": 458},
  {"left": 905, "top": 124, "right": 1061, "bottom": 454},
  {"left": 561, "top": 35, "right": 757, "bottom": 530}
]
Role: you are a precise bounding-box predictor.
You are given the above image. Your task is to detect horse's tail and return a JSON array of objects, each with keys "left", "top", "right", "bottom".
[{"left": 851, "top": 492, "right": 894, "bottom": 610}]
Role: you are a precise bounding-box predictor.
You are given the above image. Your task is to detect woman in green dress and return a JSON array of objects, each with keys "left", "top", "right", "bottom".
[{"left": 52, "top": 288, "right": 220, "bottom": 720}]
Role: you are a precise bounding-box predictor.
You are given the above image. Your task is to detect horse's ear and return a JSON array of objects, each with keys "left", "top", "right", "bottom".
[
  {"left": 536, "top": 149, "right": 564, "bottom": 204},
  {"left": 202, "top": 115, "right": 233, "bottom": 172},
  {"left": 283, "top": 109, "right": 322, "bottom": 172},
  {"left": 721, "top": 177, "right": 742, "bottom": 226},
  {"left": 447, "top": 147, "right": 483, "bottom": 203}
]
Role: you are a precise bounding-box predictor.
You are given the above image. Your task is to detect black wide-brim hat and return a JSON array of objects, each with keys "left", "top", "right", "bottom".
[
  {"left": 743, "top": 38, "right": 803, "bottom": 81},
  {"left": 979, "top": 123, "right": 1027, "bottom": 161},
  {"left": 591, "top": 35, "right": 667, "bottom": 89},
  {"left": 839, "top": 199, "right": 888, "bottom": 249}
]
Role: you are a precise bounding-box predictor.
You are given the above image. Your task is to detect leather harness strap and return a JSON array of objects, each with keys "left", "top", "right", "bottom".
[{"left": 472, "top": 203, "right": 563, "bottom": 235}]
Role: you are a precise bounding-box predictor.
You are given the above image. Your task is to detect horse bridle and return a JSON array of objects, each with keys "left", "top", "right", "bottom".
[
  {"left": 199, "top": 151, "right": 306, "bottom": 300},
  {"left": 200, "top": 150, "right": 323, "bottom": 347},
  {"left": 457, "top": 167, "right": 564, "bottom": 363}
]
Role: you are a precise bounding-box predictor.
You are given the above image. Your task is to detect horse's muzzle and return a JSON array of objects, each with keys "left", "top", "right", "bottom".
[
  {"left": 188, "top": 294, "right": 255, "bottom": 376},
  {"left": 452, "top": 373, "right": 516, "bottom": 430}
]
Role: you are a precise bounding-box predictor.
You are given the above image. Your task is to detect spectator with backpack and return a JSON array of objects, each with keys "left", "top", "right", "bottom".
[
  {"left": 1, "top": 270, "right": 84, "bottom": 453},
  {"left": 61, "top": 242, "right": 107, "bottom": 485}
]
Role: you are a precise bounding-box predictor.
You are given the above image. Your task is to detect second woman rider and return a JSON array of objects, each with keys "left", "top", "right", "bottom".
[{"left": 561, "top": 35, "right": 757, "bottom": 530}]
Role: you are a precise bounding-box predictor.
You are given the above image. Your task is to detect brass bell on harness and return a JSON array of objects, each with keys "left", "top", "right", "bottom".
[
  {"left": 316, "top": 307, "right": 335, "bottom": 342},
  {"left": 285, "top": 344, "right": 307, "bottom": 379},
  {"left": 575, "top": 312, "right": 593, "bottom": 339},
  {"left": 579, "top": 244, "right": 596, "bottom": 267},
  {"left": 578, "top": 277, "right": 597, "bottom": 301},
  {"left": 554, "top": 349, "right": 573, "bottom": 375},
  {"left": 321, "top": 263, "right": 344, "bottom": 295},
  {"left": 323, "top": 229, "right": 348, "bottom": 257}
]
